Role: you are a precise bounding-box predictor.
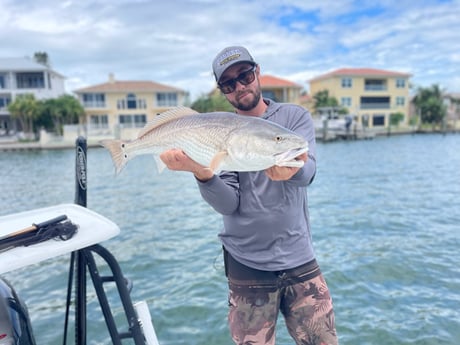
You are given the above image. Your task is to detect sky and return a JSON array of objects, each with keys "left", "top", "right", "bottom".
[{"left": 1, "top": 0, "right": 459, "bottom": 101}]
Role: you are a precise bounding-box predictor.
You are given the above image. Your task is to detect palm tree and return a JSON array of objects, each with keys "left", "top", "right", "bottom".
[
  {"left": 7, "top": 94, "right": 39, "bottom": 138},
  {"left": 60, "top": 94, "right": 85, "bottom": 125},
  {"left": 34, "top": 52, "right": 50, "bottom": 67}
]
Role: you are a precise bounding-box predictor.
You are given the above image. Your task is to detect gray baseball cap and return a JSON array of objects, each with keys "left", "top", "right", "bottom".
[{"left": 212, "top": 46, "right": 256, "bottom": 82}]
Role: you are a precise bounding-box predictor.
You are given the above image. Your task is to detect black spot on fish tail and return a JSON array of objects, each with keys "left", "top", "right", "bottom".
[{"left": 99, "top": 139, "right": 129, "bottom": 175}]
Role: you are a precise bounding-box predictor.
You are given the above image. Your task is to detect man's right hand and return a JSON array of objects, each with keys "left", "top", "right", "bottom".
[{"left": 160, "top": 149, "right": 214, "bottom": 181}]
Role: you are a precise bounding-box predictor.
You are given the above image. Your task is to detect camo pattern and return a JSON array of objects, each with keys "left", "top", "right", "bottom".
[{"left": 227, "top": 274, "right": 338, "bottom": 345}]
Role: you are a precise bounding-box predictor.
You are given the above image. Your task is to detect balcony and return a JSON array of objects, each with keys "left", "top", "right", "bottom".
[
  {"left": 359, "top": 103, "right": 390, "bottom": 110},
  {"left": 364, "top": 79, "right": 387, "bottom": 92},
  {"left": 360, "top": 96, "right": 390, "bottom": 110},
  {"left": 364, "top": 85, "right": 387, "bottom": 91},
  {"left": 83, "top": 101, "right": 106, "bottom": 108}
]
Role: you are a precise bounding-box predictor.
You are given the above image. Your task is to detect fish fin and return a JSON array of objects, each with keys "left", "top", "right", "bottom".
[
  {"left": 99, "top": 139, "right": 129, "bottom": 175},
  {"left": 138, "top": 106, "right": 199, "bottom": 138},
  {"left": 153, "top": 155, "right": 167, "bottom": 173},
  {"left": 209, "top": 151, "right": 228, "bottom": 172}
]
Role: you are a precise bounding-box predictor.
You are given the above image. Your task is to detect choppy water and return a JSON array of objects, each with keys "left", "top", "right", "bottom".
[{"left": 1, "top": 133, "right": 459, "bottom": 345}]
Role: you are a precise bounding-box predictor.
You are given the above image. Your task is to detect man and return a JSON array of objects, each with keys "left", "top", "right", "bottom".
[{"left": 160, "top": 46, "right": 338, "bottom": 345}]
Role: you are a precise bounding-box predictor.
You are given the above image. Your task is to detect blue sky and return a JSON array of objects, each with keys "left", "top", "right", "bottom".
[{"left": 1, "top": 0, "right": 459, "bottom": 101}]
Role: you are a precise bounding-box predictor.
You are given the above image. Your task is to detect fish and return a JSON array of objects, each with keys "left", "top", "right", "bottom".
[{"left": 100, "top": 106, "right": 308, "bottom": 175}]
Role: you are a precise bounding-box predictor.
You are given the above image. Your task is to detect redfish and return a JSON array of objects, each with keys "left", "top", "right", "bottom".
[{"left": 100, "top": 107, "right": 308, "bottom": 175}]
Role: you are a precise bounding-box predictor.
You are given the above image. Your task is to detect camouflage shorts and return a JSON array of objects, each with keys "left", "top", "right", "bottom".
[{"left": 225, "top": 252, "right": 338, "bottom": 345}]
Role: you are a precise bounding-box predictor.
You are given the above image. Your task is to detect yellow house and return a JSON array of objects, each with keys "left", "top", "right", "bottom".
[
  {"left": 309, "top": 68, "right": 412, "bottom": 128},
  {"left": 73, "top": 74, "right": 187, "bottom": 140}
]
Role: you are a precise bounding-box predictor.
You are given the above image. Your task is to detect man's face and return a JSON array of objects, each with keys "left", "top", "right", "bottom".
[{"left": 219, "top": 63, "right": 262, "bottom": 112}]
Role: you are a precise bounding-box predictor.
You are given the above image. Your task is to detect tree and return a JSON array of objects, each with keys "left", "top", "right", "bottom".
[
  {"left": 389, "top": 112, "right": 404, "bottom": 127},
  {"left": 312, "top": 90, "right": 348, "bottom": 114},
  {"left": 34, "top": 52, "right": 50, "bottom": 67},
  {"left": 39, "top": 95, "right": 84, "bottom": 135},
  {"left": 387, "top": 112, "right": 405, "bottom": 136},
  {"left": 191, "top": 92, "right": 234, "bottom": 112},
  {"left": 7, "top": 94, "right": 40, "bottom": 137},
  {"left": 313, "top": 90, "right": 338, "bottom": 108},
  {"left": 413, "top": 84, "right": 446, "bottom": 129}
]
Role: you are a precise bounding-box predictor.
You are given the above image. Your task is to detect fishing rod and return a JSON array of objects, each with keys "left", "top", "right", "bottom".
[{"left": 0, "top": 215, "right": 78, "bottom": 252}]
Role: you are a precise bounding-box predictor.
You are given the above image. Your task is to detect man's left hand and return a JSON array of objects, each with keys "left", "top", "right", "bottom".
[{"left": 265, "top": 153, "right": 308, "bottom": 181}]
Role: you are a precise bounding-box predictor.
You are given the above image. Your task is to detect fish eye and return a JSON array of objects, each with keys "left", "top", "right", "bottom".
[{"left": 275, "top": 135, "right": 283, "bottom": 142}]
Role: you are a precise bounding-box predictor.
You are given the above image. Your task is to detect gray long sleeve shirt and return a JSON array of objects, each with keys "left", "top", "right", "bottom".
[{"left": 197, "top": 99, "right": 317, "bottom": 271}]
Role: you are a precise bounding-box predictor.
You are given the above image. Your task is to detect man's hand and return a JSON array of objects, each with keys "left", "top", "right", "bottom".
[
  {"left": 160, "top": 149, "right": 214, "bottom": 181},
  {"left": 265, "top": 153, "right": 308, "bottom": 181}
]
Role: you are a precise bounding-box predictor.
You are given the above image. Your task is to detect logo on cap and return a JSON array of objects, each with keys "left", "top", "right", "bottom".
[{"left": 219, "top": 49, "right": 243, "bottom": 66}]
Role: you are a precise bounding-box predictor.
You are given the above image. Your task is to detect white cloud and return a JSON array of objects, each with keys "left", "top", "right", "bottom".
[{"left": 1, "top": 0, "right": 459, "bottom": 100}]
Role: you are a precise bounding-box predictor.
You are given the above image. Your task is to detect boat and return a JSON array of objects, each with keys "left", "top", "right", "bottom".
[{"left": 0, "top": 137, "right": 160, "bottom": 345}]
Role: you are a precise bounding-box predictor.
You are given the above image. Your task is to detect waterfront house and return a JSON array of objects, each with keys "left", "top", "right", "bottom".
[
  {"left": 259, "top": 75, "right": 303, "bottom": 104},
  {"left": 73, "top": 74, "right": 187, "bottom": 141},
  {"left": 0, "top": 57, "right": 66, "bottom": 136},
  {"left": 443, "top": 93, "right": 460, "bottom": 130},
  {"left": 309, "top": 68, "right": 412, "bottom": 129}
]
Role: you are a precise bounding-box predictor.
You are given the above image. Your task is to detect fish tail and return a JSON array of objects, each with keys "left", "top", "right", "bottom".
[{"left": 99, "top": 139, "right": 129, "bottom": 175}]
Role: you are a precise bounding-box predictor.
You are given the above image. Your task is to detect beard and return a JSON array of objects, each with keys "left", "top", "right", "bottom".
[{"left": 229, "top": 85, "right": 262, "bottom": 112}]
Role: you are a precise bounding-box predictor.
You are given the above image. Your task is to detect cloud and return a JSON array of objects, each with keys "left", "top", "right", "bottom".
[{"left": 1, "top": 0, "right": 459, "bottom": 100}]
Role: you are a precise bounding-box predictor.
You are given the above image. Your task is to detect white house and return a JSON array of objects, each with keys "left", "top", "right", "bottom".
[{"left": 0, "top": 57, "right": 66, "bottom": 135}]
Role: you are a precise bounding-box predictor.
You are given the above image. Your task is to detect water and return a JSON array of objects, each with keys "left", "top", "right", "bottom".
[{"left": 1, "top": 133, "right": 459, "bottom": 345}]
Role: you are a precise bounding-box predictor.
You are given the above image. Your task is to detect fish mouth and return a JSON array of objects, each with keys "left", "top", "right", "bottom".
[{"left": 274, "top": 147, "right": 309, "bottom": 167}]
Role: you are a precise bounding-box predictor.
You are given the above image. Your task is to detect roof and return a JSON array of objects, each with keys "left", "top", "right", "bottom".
[
  {"left": 74, "top": 80, "right": 185, "bottom": 93},
  {"left": 260, "top": 75, "right": 302, "bottom": 89},
  {"left": 310, "top": 67, "right": 412, "bottom": 82},
  {"left": 446, "top": 92, "right": 460, "bottom": 99},
  {"left": 0, "top": 57, "right": 64, "bottom": 77}
]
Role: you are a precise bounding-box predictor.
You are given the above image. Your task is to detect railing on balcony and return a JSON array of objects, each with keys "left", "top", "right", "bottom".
[
  {"left": 82, "top": 101, "right": 106, "bottom": 108},
  {"left": 359, "top": 103, "right": 391, "bottom": 109},
  {"left": 364, "top": 85, "right": 387, "bottom": 91}
]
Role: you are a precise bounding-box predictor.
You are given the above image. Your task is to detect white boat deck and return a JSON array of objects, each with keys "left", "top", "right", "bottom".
[{"left": 0, "top": 204, "right": 120, "bottom": 274}]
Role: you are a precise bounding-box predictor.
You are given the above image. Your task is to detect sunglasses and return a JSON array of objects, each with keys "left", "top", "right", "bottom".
[{"left": 218, "top": 66, "right": 257, "bottom": 94}]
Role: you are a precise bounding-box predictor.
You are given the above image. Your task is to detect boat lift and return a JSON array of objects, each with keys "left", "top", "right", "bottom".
[{"left": 0, "top": 137, "right": 159, "bottom": 345}]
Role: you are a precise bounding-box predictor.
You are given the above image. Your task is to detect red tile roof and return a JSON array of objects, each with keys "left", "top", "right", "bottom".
[
  {"left": 260, "top": 75, "right": 302, "bottom": 88},
  {"left": 310, "top": 68, "right": 412, "bottom": 82},
  {"left": 74, "top": 80, "right": 184, "bottom": 93}
]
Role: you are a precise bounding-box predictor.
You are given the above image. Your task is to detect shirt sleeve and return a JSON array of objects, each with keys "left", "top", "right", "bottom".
[{"left": 196, "top": 171, "right": 240, "bottom": 215}]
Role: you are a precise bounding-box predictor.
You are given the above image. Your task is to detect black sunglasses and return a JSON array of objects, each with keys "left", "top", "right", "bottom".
[{"left": 218, "top": 66, "right": 257, "bottom": 94}]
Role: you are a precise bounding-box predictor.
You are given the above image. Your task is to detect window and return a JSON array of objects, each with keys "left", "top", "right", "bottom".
[
  {"left": 156, "top": 92, "right": 177, "bottom": 107},
  {"left": 16, "top": 72, "right": 45, "bottom": 89},
  {"left": 117, "top": 94, "right": 147, "bottom": 110},
  {"left": 0, "top": 96, "right": 11, "bottom": 109},
  {"left": 82, "top": 93, "right": 105, "bottom": 108},
  {"left": 396, "top": 97, "right": 405, "bottom": 106},
  {"left": 396, "top": 79, "right": 406, "bottom": 88},
  {"left": 117, "top": 99, "right": 126, "bottom": 109},
  {"left": 372, "top": 114, "right": 385, "bottom": 126},
  {"left": 89, "top": 115, "right": 108, "bottom": 129},
  {"left": 119, "top": 114, "right": 146, "bottom": 128},
  {"left": 341, "top": 97, "right": 352, "bottom": 107},
  {"left": 0, "top": 75, "right": 5, "bottom": 89},
  {"left": 262, "top": 90, "right": 278, "bottom": 102},
  {"left": 127, "top": 94, "right": 137, "bottom": 109},
  {"left": 341, "top": 78, "right": 352, "bottom": 88}
]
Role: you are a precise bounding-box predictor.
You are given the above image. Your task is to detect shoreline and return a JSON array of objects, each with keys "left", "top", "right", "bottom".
[
  {"left": 0, "top": 139, "right": 102, "bottom": 151},
  {"left": 0, "top": 129, "right": 458, "bottom": 151}
]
